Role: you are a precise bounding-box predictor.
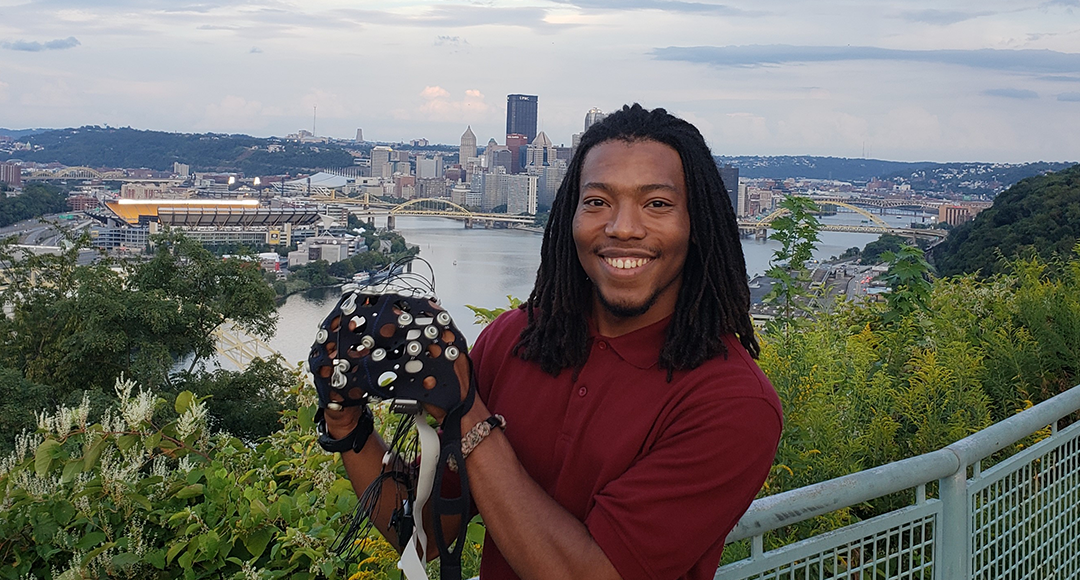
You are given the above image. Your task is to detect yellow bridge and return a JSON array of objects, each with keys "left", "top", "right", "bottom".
[
  {"left": 738, "top": 200, "right": 948, "bottom": 240},
  {"left": 308, "top": 195, "right": 535, "bottom": 228}
]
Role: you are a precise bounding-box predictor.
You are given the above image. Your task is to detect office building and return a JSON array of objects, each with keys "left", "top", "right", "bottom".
[
  {"left": 719, "top": 164, "right": 739, "bottom": 214},
  {"left": 0, "top": 162, "right": 22, "bottom": 188},
  {"left": 507, "top": 174, "right": 539, "bottom": 216},
  {"left": 459, "top": 126, "right": 477, "bottom": 170},
  {"left": 370, "top": 146, "right": 393, "bottom": 179},
  {"left": 506, "top": 94, "right": 538, "bottom": 143},
  {"left": 584, "top": 107, "right": 606, "bottom": 132},
  {"left": 525, "top": 131, "right": 556, "bottom": 168},
  {"left": 505, "top": 133, "right": 528, "bottom": 174},
  {"left": 355, "top": 128, "right": 364, "bottom": 142}
]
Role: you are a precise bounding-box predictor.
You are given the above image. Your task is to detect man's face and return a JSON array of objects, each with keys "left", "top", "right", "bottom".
[{"left": 573, "top": 139, "right": 691, "bottom": 336}]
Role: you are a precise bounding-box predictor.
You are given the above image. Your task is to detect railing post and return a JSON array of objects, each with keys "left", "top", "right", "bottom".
[{"left": 937, "top": 465, "right": 970, "bottom": 580}]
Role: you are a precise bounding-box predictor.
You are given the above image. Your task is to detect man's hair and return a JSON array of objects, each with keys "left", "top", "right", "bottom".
[{"left": 514, "top": 103, "right": 759, "bottom": 377}]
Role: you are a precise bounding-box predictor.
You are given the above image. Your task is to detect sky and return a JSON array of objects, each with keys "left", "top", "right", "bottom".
[{"left": 1, "top": 0, "right": 1079, "bottom": 163}]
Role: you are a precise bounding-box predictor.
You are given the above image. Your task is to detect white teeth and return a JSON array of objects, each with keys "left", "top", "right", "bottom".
[{"left": 605, "top": 257, "right": 649, "bottom": 269}]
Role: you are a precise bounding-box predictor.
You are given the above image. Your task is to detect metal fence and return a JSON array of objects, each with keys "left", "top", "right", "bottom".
[{"left": 715, "top": 384, "right": 1080, "bottom": 580}]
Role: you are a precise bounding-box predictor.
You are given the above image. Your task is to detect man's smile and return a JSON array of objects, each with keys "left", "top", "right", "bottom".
[{"left": 600, "top": 254, "right": 654, "bottom": 270}]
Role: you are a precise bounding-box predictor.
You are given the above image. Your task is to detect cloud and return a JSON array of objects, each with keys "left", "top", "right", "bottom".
[
  {"left": 1059, "top": 92, "right": 1080, "bottom": 101},
  {"left": 983, "top": 88, "right": 1039, "bottom": 99},
  {"left": 0, "top": 80, "right": 9, "bottom": 103},
  {"left": 250, "top": 46, "right": 262, "bottom": 53},
  {"left": 899, "top": 9, "right": 991, "bottom": 25},
  {"left": 409, "top": 86, "right": 492, "bottom": 122},
  {"left": 1, "top": 36, "right": 81, "bottom": 52},
  {"left": 550, "top": 0, "right": 756, "bottom": 16},
  {"left": 1040, "top": 75, "right": 1080, "bottom": 82},
  {"left": 435, "top": 36, "right": 468, "bottom": 47},
  {"left": 336, "top": 5, "right": 571, "bottom": 33},
  {"left": 652, "top": 45, "right": 1080, "bottom": 74}
]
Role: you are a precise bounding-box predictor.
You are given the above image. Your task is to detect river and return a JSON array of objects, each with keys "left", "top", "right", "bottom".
[{"left": 268, "top": 212, "right": 925, "bottom": 364}]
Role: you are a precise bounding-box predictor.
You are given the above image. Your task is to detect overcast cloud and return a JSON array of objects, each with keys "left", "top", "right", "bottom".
[{"left": 0, "top": 0, "right": 1078, "bottom": 162}]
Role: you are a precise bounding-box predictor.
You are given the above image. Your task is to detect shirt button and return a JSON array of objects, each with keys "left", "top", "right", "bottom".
[
  {"left": 597, "top": 341, "right": 608, "bottom": 350},
  {"left": 578, "top": 386, "right": 588, "bottom": 397}
]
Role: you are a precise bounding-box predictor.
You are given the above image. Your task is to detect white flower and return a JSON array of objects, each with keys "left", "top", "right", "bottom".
[{"left": 176, "top": 401, "right": 208, "bottom": 440}]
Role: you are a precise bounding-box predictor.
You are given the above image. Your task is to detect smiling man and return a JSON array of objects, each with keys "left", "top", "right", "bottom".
[
  {"left": 324, "top": 104, "right": 782, "bottom": 580},
  {"left": 457, "top": 104, "right": 783, "bottom": 579}
]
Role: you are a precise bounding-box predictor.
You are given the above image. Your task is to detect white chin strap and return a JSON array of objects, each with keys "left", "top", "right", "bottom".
[{"left": 396, "top": 409, "right": 440, "bottom": 580}]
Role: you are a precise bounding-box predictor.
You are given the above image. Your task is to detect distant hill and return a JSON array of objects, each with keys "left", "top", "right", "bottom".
[
  {"left": 884, "top": 162, "right": 1073, "bottom": 197},
  {"left": 715, "top": 155, "right": 1075, "bottom": 196},
  {"left": 0, "top": 128, "right": 51, "bottom": 139},
  {"left": 931, "top": 163, "right": 1080, "bottom": 277},
  {"left": 2, "top": 126, "right": 355, "bottom": 176}
]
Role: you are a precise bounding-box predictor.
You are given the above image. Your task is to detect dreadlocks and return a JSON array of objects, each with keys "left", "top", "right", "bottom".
[{"left": 513, "top": 103, "right": 759, "bottom": 377}]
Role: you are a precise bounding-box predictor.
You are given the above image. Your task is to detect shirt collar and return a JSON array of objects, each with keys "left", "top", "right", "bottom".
[{"left": 588, "top": 315, "right": 671, "bottom": 370}]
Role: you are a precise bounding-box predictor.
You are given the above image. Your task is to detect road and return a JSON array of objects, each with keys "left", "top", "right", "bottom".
[{"left": 0, "top": 213, "right": 92, "bottom": 246}]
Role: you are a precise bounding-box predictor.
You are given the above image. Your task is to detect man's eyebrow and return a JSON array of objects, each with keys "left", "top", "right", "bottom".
[{"left": 580, "top": 182, "right": 678, "bottom": 193}]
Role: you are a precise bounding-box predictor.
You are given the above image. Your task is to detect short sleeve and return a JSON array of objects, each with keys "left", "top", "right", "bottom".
[{"left": 585, "top": 395, "right": 781, "bottom": 580}]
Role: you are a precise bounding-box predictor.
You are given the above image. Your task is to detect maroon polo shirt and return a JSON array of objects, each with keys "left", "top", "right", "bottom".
[{"left": 470, "top": 309, "right": 782, "bottom": 580}]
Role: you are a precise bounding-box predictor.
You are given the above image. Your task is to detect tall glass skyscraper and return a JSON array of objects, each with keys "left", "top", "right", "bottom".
[{"left": 506, "top": 94, "right": 538, "bottom": 143}]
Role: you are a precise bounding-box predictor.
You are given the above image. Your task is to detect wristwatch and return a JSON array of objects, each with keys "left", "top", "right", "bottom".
[{"left": 316, "top": 406, "right": 375, "bottom": 454}]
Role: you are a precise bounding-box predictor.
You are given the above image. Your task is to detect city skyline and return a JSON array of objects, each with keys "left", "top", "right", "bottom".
[{"left": 1, "top": 1, "right": 1079, "bottom": 164}]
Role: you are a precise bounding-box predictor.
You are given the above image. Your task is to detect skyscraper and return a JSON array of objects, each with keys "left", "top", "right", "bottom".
[
  {"left": 719, "top": 164, "right": 739, "bottom": 213},
  {"left": 459, "top": 126, "right": 477, "bottom": 169},
  {"left": 506, "top": 94, "right": 538, "bottom": 143},
  {"left": 505, "top": 134, "right": 528, "bottom": 174},
  {"left": 584, "top": 107, "right": 606, "bottom": 132}
]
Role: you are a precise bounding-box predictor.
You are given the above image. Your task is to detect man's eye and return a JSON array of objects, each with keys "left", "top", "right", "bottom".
[
  {"left": 584, "top": 199, "right": 606, "bottom": 207},
  {"left": 647, "top": 200, "right": 671, "bottom": 208}
]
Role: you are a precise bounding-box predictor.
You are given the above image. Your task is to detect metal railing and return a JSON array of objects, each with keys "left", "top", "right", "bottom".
[{"left": 715, "top": 384, "right": 1080, "bottom": 580}]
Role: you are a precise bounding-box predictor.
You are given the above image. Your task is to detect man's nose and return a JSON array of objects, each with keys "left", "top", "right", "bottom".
[{"left": 604, "top": 203, "right": 646, "bottom": 240}]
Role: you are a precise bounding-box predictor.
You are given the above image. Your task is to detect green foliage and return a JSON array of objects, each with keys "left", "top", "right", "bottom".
[
  {"left": 763, "top": 196, "right": 822, "bottom": 334},
  {"left": 465, "top": 296, "right": 523, "bottom": 327},
  {"left": 933, "top": 163, "right": 1080, "bottom": 276},
  {"left": 859, "top": 233, "right": 907, "bottom": 265},
  {"left": 0, "top": 376, "right": 482, "bottom": 579},
  {"left": 878, "top": 245, "right": 934, "bottom": 324},
  {"left": 170, "top": 358, "right": 295, "bottom": 442},
  {"left": 0, "top": 183, "right": 69, "bottom": 227},
  {"left": 0, "top": 231, "right": 279, "bottom": 446},
  {"left": 732, "top": 246, "right": 1080, "bottom": 562}
]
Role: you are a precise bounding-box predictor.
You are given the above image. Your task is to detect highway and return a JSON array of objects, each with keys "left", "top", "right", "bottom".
[{"left": 0, "top": 213, "right": 93, "bottom": 247}]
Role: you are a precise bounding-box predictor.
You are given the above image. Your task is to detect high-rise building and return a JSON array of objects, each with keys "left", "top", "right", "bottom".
[
  {"left": 0, "top": 162, "right": 23, "bottom": 188},
  {"left": 526, "top": 131, "right": 555, "bottom": 168},
  {"left": 355, "top": 128, "right": 364, "bottom": 142},
  {"left": 505, "top": 133, "right": 528, "bottom": 174},
  {"left": 417, "top": 156, "right": 440, "bottom": 179},
  {"left": 370, "top": 146, "right": 393, "bottom": 179},
  {"left": 507, "top": 173, "right": 538, "bottom": 216},
  {"left": 506, "top": 94, "right": 538, "bottom": 143},
  {"left": 459, "top": 126, "right": 477, "bottom": 168},
  {"left": 718, "top": 164, "right": 739, "bottom": 214},
  {"left": 584, "top": 107, "right": 606, "bottom": 132}
]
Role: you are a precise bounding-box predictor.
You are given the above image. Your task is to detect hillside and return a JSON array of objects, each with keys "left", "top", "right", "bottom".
[
  {"left": 715, "top": 155, "right": 1073, "bottom": 195},
  {"left": 931, "top": 163, "right": 1080, "bottom": 276},
  {"left": 714, "top": 155, "right": 934, "bottom": 181},
  {"left": 2, "top": 126, "right": 355, "bottom": 176}
]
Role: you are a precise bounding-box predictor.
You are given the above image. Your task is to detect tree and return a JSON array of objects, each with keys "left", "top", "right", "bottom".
[
  {"left": 878, "top": 245, "right": 934, "bottom": 325},
  {"left": 0, "top": 231, "right": 281, "bottom": 445},
  {"left": 127, "top": 231, "right": 278, "bottom": 375},
  {"left": 860, "top": 233, "right": 907, "bottom": 265},
  {"left": 763, "top": 196, "right": 821, "bottom": 336}
]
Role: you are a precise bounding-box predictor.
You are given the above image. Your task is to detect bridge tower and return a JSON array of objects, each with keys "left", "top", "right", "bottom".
[{"left": 387, "top": 215, "right": 396, "bottom": 230}]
